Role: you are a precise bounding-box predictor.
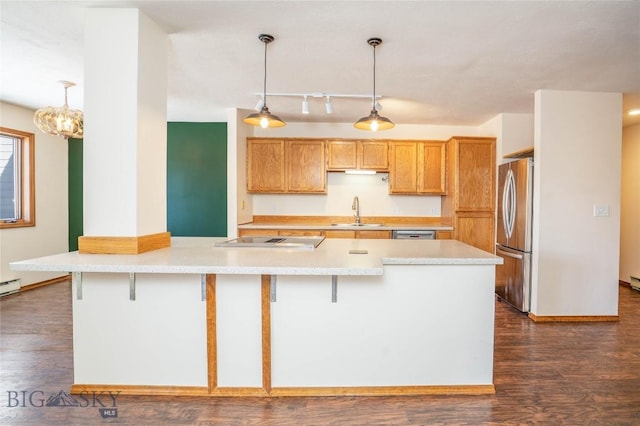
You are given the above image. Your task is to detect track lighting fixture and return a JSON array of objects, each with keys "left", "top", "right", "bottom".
[
  {"left": 325, "top": 96, "right": 334, "bottom": 114},
  {"left": 243, "top": 34, "right": 286, "bottom": 128},
  {"left": 252, "top": 92, "right": 381, "bottom": 116},
  {"left": 354, "top": 37, "right": 394, "bottom": 131}
]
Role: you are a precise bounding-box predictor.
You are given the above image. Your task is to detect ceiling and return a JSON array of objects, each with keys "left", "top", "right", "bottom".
[{"left": 1, "top": 0, "right": 639, "bottom": 128}]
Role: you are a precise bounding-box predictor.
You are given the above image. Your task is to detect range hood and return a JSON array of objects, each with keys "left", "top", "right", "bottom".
[{"left": 214, "top": 236, "right": 325, "bottom": 249}]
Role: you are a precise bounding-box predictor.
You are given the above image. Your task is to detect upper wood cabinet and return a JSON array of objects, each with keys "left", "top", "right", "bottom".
[
  {"left": 446, "top": 137, "right": 495, "bottom": 211},
  {"left": 326, "top": 140, "right": 388, "bottom": 171},
  {"left": 388, "top": 140, "right": 446, "bottom": 194},
  {"left": 441, "top": 136, "right": 496, "bottom": 252},
  {"left": 247, "top": 138, "right": 286, "bottom": 192},
  {"left": 287, "top": 139, "right": 326, "bottom": 192},
  {"left": 247, "top": 138, "right": 326, "bottom": 193}
]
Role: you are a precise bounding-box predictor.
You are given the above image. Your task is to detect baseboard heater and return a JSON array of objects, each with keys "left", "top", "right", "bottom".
[
  {"left": 631, "top": 275, "right": 640, "bottom": 292},
  {"left": 0, "top": 279, "right": 20, "bottom": 297}
]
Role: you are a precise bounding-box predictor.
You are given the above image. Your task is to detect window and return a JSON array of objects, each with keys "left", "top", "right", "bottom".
[{"left": 0, "top": 127, "right": 35, "bottom": 228}]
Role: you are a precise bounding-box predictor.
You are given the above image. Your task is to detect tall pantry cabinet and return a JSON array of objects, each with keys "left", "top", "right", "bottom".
[{"left": 441, "top": 137, "right": 496, "bottom": 253}]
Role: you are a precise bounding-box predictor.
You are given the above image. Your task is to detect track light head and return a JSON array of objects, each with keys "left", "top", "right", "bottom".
[{"left": 325, "top": 96, "right": 334, "bottom": 114}]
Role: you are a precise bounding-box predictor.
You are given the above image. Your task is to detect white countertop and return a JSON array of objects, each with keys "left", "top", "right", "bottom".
[{"left": 10, "top": 237, "right": 501, "bottom": 276}]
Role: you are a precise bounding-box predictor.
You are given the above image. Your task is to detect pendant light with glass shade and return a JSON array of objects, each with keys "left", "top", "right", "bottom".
[
  {"left": 354, "top": 38, "right": 394, "bottom": 131},
  {"left": 243, "top": 34, "right": 286, "bottom": 128},
  {"left": 33, "top": 80, "right": 84, "bottom": 139}
]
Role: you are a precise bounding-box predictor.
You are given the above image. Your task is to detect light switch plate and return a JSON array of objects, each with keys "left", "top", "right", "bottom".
[{"left": 593, "top": 204, "right": 610, "bottom": 217}]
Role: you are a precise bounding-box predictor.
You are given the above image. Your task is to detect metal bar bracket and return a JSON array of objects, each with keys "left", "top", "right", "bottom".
[
  {"left": 270, "top": 275, "right": 277, "bottom": 302},
  {"left": 129, "top": 272, "right": 136, "bottom": 301},
  {"left": 331, "top": 275, "right": 338, "bottom": 303},
  {"left": 201, "top": 274, "right": 207, "bottom": 301},
  {"left": 73, "top": 271, "right": 82, "bottom": 301}
]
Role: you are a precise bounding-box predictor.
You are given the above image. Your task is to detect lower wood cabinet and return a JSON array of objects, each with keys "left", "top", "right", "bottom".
[
  {"left": 436, "top": 231, "right": 452, "bottom": 240},
  {"left": 453, "top": 212, "right": 495, "bottom": 253},
  {"left": 238, "top": 228, "right": 391, "bottom": 239}
]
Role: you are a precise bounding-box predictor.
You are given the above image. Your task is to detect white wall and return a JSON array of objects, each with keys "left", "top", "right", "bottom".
[
  {"left": 620, "top": 123, "right": 640, "bottom": 282},
  {"left": 244, "top": 121, "right": 491, "bottom": 218},
  {"left": 0, "top": 102, "right": 68, "bottom": 286},
  {"left": 531, "top": 90, "right": 621, "bottom": 316}
]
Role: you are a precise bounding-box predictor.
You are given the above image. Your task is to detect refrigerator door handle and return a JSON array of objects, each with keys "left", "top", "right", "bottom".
[
  {"left": 503, "top": 169, "right": 516, "bottom": 239},
  {"left": 509, "top": 170, "right": 516, "bottom": 237},
  {"left": 497, "top": 247, "right": 524, "bottom": 260},
  {"left": 502, "top": 170, "right": 512, "bottom": 238}
]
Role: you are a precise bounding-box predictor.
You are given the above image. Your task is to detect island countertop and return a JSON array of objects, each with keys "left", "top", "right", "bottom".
[{"left": 11, "top": 237, "right": 501, "bottom": 276}]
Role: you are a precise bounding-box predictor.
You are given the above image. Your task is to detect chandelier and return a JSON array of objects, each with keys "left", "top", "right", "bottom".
[{"left": 33, "top": 81, "right": 84, "bottom": 139}]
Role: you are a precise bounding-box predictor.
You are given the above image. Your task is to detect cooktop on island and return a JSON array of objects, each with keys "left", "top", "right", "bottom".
[{"left": 214, "top": 236, "right": 325, "bottom": 249}]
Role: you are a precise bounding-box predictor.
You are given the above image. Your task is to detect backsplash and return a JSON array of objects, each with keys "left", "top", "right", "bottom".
[{"left": 252, "top": 172, "right": 441, "bottom": 217}]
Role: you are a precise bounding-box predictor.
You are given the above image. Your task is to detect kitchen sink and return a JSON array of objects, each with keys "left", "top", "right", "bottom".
[{"left": 330, "top": 223, "right": 384, "bottom": 227}]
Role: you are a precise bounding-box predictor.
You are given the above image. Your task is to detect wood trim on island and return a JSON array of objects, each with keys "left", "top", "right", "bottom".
[
  {"left": 206, "top": 274, "right": 217, "bottom": 393},
  {"left": 78, "top": 232, "right": 171, "bottom": 254}
]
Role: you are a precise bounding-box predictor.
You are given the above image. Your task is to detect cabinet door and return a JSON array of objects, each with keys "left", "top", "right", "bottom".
[
  {"left": 454, "top": 139, "right": 495, "bottom": 211},
  {"left": 287, "top": 140, "right": 326, "bottom": 193},
  {"left": 436, "top": 231, "right": 452, "bottom": 240},
  {"left": 359, "top": 141, "right": 389, "bottom": 170},
  {"left": 247, "top": 139, "right": 286, "bottom": 192},
  {"left": 238, "top": 229, "right": 278, "bottom": 237},
  {"left": 418, "top": 142, "right": 446, "bottom": 194},
  {"left": 278, "top": 229, "right": 324, "bottom": 237},
  {"left": 389, "top": 141, "right": 418, "bottom": 193},
  {"left": 325, "top": 230, "right": 356, "bottom": 239},
  {"left": 357, "top": 230, "right": 391, "bottom": 239},
  {"left": 454, "top": 212, "right": 495, "bottom": 253},
  {"left": 326, "top": 140, "right": 357, "bottom": 170}
]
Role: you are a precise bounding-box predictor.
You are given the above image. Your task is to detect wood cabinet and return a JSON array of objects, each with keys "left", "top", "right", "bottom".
[
  {"left": 247, "top": 138, "right": 326, "bottom": 193},
  {"left": 326, "top": 140, "right": 388, "bottom": 171},
  {"left": 388, "top": 140, "right": 446, "bottom": 194},
  {"left": 436, "top": 231, "right": 452, "bottom": 240},
  {"left": 247, "top": 139, "right": 286, "bottom": 192},
  {"left": 454, "top": 212, "right": 495, "bottom": 253},
  {"left": 238, "top": 229, "right": 324, "bottom": 237},
  {"left": 287, "top": 140, "right": 326, "bottom": 192},
  {"left": 325, "top": 229, "right": 391, "bottom": 239},
  {"left": 441, "top": 137, "right": 496, "bottom": 252},
  {"left": 239, "top": 228, "right": 391, "bottom": 239}
]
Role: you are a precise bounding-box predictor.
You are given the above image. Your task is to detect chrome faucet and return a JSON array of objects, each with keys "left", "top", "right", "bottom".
[{"left": 352, "top": 196, "right": 361, "bottom": 224}]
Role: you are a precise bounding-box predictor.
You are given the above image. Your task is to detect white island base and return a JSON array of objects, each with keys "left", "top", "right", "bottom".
[{"left": 12, "top": 238, "right": 500, "bottom": 397}]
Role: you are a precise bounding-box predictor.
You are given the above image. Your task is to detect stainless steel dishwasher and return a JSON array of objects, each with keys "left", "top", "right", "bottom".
[{"left": 391, "top": 230, "right": 436, "bottom": 239}]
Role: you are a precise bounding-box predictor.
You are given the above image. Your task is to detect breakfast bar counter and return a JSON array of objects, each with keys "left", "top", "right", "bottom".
[{"left": 11, "top": 238, "right": 502, "bottom": 397}]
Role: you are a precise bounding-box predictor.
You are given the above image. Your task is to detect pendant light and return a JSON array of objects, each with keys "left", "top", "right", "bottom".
[
  {"left": 354, "top": 38, "right": 394, "bottom": 131},
  {"left": 33, "top": 80, "right": 84, "bottom": 139},
  {"left": 243, "top": 34, "right": 286, "bottom": 128}
]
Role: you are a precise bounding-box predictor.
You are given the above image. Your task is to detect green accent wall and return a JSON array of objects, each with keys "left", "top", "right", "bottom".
[
  {"left": 68, "top": 138, "right": 83, "bottom": 252},
  {"left": 67, "top": 122, "right": 228, "bottom": 247},
  {"left": 167, "top": 122, "right": 227, "bottom": 236}
]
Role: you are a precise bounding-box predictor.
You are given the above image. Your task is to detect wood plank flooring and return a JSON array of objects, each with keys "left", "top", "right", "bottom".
[{"left": 1, "top": 280, "right": 639, "bottom": 425}]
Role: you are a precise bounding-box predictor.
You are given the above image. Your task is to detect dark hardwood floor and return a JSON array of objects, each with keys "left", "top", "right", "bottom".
[{"left": 1, "top": 280, "right": 639, "bottom": 425}]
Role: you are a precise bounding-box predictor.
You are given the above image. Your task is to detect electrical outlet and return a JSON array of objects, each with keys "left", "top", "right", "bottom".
[{"left": 593, "top": 204, "right": 610, "bottom": 217}]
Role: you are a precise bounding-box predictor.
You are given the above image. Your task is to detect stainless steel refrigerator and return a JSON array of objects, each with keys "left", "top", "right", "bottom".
[{"left": 496, "top": 157, "right": 533, "bottom": 312}]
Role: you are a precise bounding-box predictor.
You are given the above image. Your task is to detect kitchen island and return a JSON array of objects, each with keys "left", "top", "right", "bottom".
[{"left": 11, "top": 238, "right": 501, "bottom": 397}]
